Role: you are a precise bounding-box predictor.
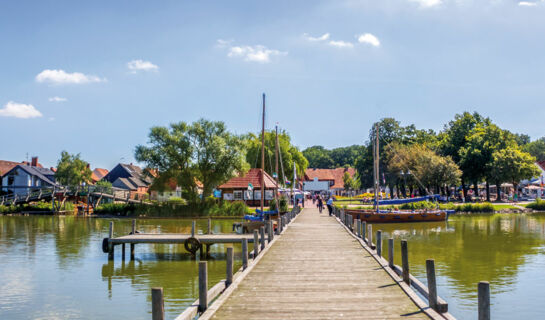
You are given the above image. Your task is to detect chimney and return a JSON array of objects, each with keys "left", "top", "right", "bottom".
[{"left": 31, "top": 157, "right": 38, "bottom": 167}]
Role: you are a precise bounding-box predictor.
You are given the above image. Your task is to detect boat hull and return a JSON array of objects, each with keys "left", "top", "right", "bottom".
[{"left": 345, "top": 209, "right": 447, "bottom": 223}]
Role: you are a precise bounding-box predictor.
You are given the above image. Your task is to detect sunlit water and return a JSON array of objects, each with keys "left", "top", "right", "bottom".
[
  {"left": 0, "top": 217, "right": 243, "bottom": 320},
  {"left": 1, "top": 214, "right": 545, "bottom": 319},
  {"left": 374, "top": 212, "right": 545, "bottom": 319}
]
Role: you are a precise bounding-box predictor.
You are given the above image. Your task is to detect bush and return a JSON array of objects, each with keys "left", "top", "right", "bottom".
[
  {"left": 269, "top": 198, "right": 278, "bottom": 212},
  {"left": 167, "top": 197, "right": 187, "bottom": 205},
  {"left": 399, "top": 201, "right": 437, "bottom": 210},
  {"left": 278, "top": 196, "right": 289, "bottom": 212},
  {"left": 527, "top": 199, "right": 545, "bottom": 211},
  {"left": 457, "top": 202, "right": 494, "bottom": 213}
]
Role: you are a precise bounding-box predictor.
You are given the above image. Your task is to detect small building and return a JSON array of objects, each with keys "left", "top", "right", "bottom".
[
  {"left": 1, "top": 162, "right": 57, "bottom": 195},
  {"left": 102, "top": 163, "right": 153, "bottom": 199},
  {"left": 218, "top": 168, "right": 278, "bottom": 206},
  {"left": 303, "top": 167, "right": 357, "bottom": 195}
]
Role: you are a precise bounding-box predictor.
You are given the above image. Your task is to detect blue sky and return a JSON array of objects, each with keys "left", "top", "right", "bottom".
[{"left": 1, "top": 0, "right": 545, "bottom": 169}]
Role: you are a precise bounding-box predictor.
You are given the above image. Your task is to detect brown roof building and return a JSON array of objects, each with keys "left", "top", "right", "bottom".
[
  {"left": 91, "top": 168, "right": 109, "bottom": 183},
  {"left": 218, "top": 168, "right": 278, "bottom": 205}
]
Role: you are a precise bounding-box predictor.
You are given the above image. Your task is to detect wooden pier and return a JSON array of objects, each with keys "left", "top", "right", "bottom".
[{"left": 195, "top": 208, "right": 451, "bottom": 320}]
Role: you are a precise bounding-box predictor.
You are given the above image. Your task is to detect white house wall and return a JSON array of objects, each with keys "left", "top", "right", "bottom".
[{"left": 303, "top": 180, "right": 330, "bottom": 192}]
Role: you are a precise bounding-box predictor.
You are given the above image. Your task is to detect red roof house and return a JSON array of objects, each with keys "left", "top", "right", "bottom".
[
  {"left": 304, "top": 167, "right": 357, "bottom": 194},
  {"left": 218, "top": 168, "right": 278, "bottom": 205}
]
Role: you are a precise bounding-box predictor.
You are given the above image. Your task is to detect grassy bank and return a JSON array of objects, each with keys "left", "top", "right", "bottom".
[
  {"left": 94, "top": 199, "right": 249, "bottom": 218},
  {"left": 0, "top": 201, "right": 75, "bottom": 214},
  {"left": 334, "top": 201, "right": 503, "bottom": 213},
  {"left": 526, "top": 200, "right": 545, "bottom": 211}
]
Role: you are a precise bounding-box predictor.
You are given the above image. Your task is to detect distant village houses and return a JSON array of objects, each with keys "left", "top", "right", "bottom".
[
  {"left": 0, "top": 157, "right": 57, "bottom": 195},
  {"left": 102, "top": 163, "right": 154, "bottom": 200},
  {"left": 303, "top": 167, "right": 357, "bottom": 195},
  {"left": 218, "top": 168, "right": 278, "bottom": 206}
]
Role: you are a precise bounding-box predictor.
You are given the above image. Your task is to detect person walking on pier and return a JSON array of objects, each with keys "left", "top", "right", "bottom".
[
  {"left": 326, "top": 197, "right": 333, "bottom": 216},
  {"left": 317, "top": 196, "right": 324, "bottom": 213}
]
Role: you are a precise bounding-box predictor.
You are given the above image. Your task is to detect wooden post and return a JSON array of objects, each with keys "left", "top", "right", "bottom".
[
  {"left": 376, "top": 230, "right": 382, "bottom": 257},
  {"left": 208, "top": 218, "right": 212, "bottom": 234},
  {"left": 355, "top": 219, "right": 360, "bottom": 237},
  {"left": 226, "top": 247, "right": 233, "bottom": 287},
  {"left": 260, "top": 226, "right": 265, "bottom": 250},
  {"left": 426, "top": 259, "right": 438, "bottom": 312},
  {"left": 108, "top": 221, "right": 114, "bottom": 260},
  {"left": 130, "top": 219, "right": 136, "bottom": 260},
  {"left": 242, "top": 239, "right": 248, "bottom": 269},
  {"left": 361, "top": 221, "right": 366, "bottom": 240},
  {"left": 198, "top": 261, "right": 208, "bottom": 312},
  {"left": 151, "top": 287, "right": 164, "bottom": 320},
  {"left": 388, "top": 238, "right": 394, "bottom": 268},
  {"left": 268, "top": 220, "right": 273, "bottom": 242},
  {"left": 277, "top": 217, "right": 282, "bottom": 234},
  {"left": 401, "top": 240, "right": 410, "bottom": 285},
  {"left": 367, "top": 224, "right": 373, "bottom": 246},
  {"left": 130, "top": 243, "right": 135, "bottom": 260},
  {"left": 253, "top": 230, "right": 259, "bottom": 258},
  {"left": 191, "top": 221, "right": 196, "bottom": 237},
  {"left": 478, "top": 281, "right": 490, "bottom": 320},
  {"left": 122, "top": 243, "right": 126, "bottom": 260},
  {"left": 132, "top": 219, "right": 136, "bottom": 234}
]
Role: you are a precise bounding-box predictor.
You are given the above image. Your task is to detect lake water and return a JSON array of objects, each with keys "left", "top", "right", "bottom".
[
  {"left": 1, "top": 214, "right": 544, "bottom": 319},
  {"left": 0, "top": 217, "right": 243, "bottom": 320},
  {"left": 374, "top": 212, "right": 545, "bottom": 320}
]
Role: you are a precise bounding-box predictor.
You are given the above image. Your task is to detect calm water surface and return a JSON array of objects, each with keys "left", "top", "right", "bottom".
[
  {"left": 0, "top": 217, "right": 243, "bottom": 320},
  {"left": 1, "top": 214, "right": 545, "bottom": 319},
  {"left": 374, "top": 212, "right": 545, "bottom": 320}
]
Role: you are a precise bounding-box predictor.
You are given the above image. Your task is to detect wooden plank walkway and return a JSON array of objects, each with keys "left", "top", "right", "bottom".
[{"left": 201, "top": 208, "right": 430, "bottom": 319}]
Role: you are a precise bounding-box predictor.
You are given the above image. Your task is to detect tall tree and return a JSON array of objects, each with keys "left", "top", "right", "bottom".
[
  {"left": 135, "top": 119, "right": 249, "bottom": 201},
  {"left": 438, "top": 112, "right": 488, "bottom": 198},
  {"left": 55, "top": 151, "right": 92, "bottom": 187},
  {"left": 244, "top": 130, "right": 308, "bottom": 185},
  {"left": 301, "top": 145, "right": 333, "bottom": 169}
]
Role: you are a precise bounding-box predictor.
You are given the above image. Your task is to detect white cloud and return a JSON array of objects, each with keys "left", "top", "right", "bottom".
[
  {"left": 328, "top": 40, "right": 354, "bottom": 48},
  {"left": 303, "top": 33, "right": 330, "bottom": 42},
  {"left": 409, "top": 0, "right": 442, "bottom": 8},
  {"left": 48, "top": 96, "right": 67, "bottom": 102},
  {"left": 48, "top": 117, "right": 55, "bottom": 121},
  {"left": 357, "top": 33, "right": 381, "bottom": 47},
  {"left": 219, "top": 40, "right": 287, "bottom": 63},
  {"left": 127, "top": 59, "right": 159, "bottom": 73},
  {"left": 518, "top": 1, "right": 538, "bottom": 6},
  {"left": 0, "top": 101, "right": 42, "bottom": 119},
  {"left": 35, "top": 69, "right": 105, "bottom": 85}
]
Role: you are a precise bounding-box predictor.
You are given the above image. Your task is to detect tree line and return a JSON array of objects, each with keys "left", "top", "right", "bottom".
[{"left": 303, "top": 112, "right": 543, "bottom": 201}]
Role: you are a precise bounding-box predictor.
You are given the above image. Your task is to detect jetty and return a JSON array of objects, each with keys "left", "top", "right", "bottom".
[{"left": 186, "top": 208, "right": 454, "bottom": 320}]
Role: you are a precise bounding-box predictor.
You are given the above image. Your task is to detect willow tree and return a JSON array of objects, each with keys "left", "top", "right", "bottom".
[{"left": 135, "top": 119, "right": 249, "bottom": 202}]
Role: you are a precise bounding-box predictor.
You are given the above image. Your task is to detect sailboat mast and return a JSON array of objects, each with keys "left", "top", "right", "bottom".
[
  {"left": 261, "top": 93, "right": 266, "bottom": 214},
  {"left": 374, "top": 123, "right": 380, "bottom": 212},
  {"left": 275, "top": 125, "right": 279, "bottom": 203}
]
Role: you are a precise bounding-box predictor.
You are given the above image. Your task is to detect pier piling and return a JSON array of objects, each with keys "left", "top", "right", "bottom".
[
  {"left": 401, "top": 240, "right": 410, "bottom": 285},
  {"left": 151, "top": 287, "right": 164, "bottom": 320},
  {"left": 478, "top": 281, "right": 490, "bottom": 320},
  {"left": 388, "top": 238, "right": 394, "bottom": 268},
  {"left": 376, "top": 230, "right": 382, "bottom": 257},
  {"left": 226, "top": 247, "right": 233, "bottom": 287},
  {"left": 253, "top": 230, "right": 259, "bottom": 258},
  {"left": 242, "top": 239, "right": 248, "bottom": 270},
  {"left": 260, "top": 226, "right": 265, "bottom": 251},
  {"left": 198, "top": 261, "right": 208, "bottom": 312},
  {"left": 426, "top": 259, "right": 438, "bottom": 312}
]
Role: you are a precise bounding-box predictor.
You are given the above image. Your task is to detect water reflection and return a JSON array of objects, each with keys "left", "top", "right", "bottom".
[
  {"left": 0, "top": 216, "right": 242, "bottom": 320},
  {"left": 374, "top": 213, "right": 545, "bottom": 319}
]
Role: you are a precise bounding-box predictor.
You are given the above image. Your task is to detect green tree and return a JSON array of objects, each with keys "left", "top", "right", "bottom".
[
  {"left": 135, "top": 119, "right": 248, "bottom": 201},
  {"left": 55, "top": 151, "right": 92, "bottom": 187},
  {"left": 459, "top": 124, "right": 516, "bottom": 201},
  {"left": 523, "top": 137, "right": 545, "bottom": 162},
  {"left": 438, "top": 112, "right": 489, "bottom": 198},
  {"left": 245, "top": 130, "right": 308, "bottom": 185},
  {"left": 302, "top": 146, "right": 334, "bottom": 168},
  {"left": 489, "top": 147, "right": 540, "bottom": 200},
  {"left": 342, "top": 171, "right": 361, "bottom": 191}
]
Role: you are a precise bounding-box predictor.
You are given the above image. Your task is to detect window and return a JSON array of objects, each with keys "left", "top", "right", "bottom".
[{"left": 234, "top": 190, "right": 243, "bottom": 200}]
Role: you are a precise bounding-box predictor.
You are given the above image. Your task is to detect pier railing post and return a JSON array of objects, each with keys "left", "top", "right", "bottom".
[
  {"left": 108, "top": 221, "right": 114, "bottom": 260},
  {"left": 376, "top": 230, "right": 382, "bottom": 257},
  {"left": 426, "top": 259, "right": 438, "bottom": 312},
  {"left": 191, "top": 221, "right": 196, "bottom": 237},
  {"left": 151, "top": 287, "right": 165, "bottom": 320},
  {"left": 355, "top": 219, "right": 361, "bottom": 237},
  {"left": 277, "top": 217, "right": 282, "bottom": 234},
  {"left": 198, "top": 261, "right": 208, "bottom": 312},
  {"left": 361, "top": 221, "right": 366, "bottom": 241},
  {"left": 208, "top": 218, "right": 212, "bottom": 235},
  {"left": 242, "top": 239, "right": 248, "bottom": 269},
  {"left": 368, "top": 224, "right": 373, "bottom": 246},
  {"left": 401, "top": 240, "right": 410, "bottom": 285},
  {"left": 268, "top": 220, "right": 273, "bottom": 242},
  {"left": 253, "top": 230, "right": 259, "bottom": 258},
  {"left": 260, "top": 226, "right": 265, "bottom": 250},
  {"left": 226, "top": 247, "right": 233, "bottom": 287},
  {"left": 478, "top": 281, "right": 490, "bottom": 320},
  {"left": 131, "top": 219, "right": 136, "bottom": 260},
  {"left": 388, "top": 238, "right": 394, "bottom": 268}
]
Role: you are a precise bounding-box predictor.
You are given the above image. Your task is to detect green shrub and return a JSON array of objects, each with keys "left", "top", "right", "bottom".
[
  {"left": 457, "top": 202, "right": 494, "bottom": 213},
  {"left": 399, "top": 201, "right": 437, "bottom": 210},
  {"left": 269, "top": 198, "right": 277, "bottom": 212},
  {"left": 167, "top": 197, "right": 187, "bottom": 205},
  {"left": 278, "top": 196, "right": 289, "bottom": 212},
  {"left": 229, "top": 201, "right": 248, "bottom": 216},
  {"left": 527, "top": 199, "right": 545, "bottom": 211}
]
